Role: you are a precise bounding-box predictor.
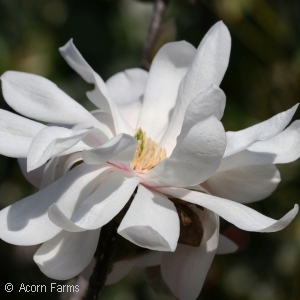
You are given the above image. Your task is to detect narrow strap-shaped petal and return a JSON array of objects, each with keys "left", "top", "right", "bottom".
[
  {"left": 1, "top": 71, "right": 102, "bottom": 128},
  {"left": 224, "top": 104, "right": 298, "bottom": 157},
  {"left": 248, "top": 120, "right": 300, "bottom": 162},
  {"left": 91, "top": 109, "right": 116, "bottom": 136},
  {"left": 161, "top": 211, "right": 219, "bottom": 300},
  {"left": 48, "top": 170, "right": 140, "bottom": 231},
  {"left": 175, "top": 84, "right": 226, "bottom": 148},
  {"left": 118, "top": 185, "right": 180, "bottom": 251},
  {"left": 179, "top": 21, "right": 231, "bottom": 102},
  {"left": 59, "top": 39, "right": 133, "bottom": 135},
  {"left": 18, "top": 158, "right": 45, "bottom": 188},
  {"left": 218, "top": 149, "right": 277, "bottom": 173},
  {"left": 137, "top": 41, "right": 196, "bottom": 141},
  {"left": 82, "top": 133, "right": 137, "bottom": 170},
  {"left": 106, "top": 250, "right": 164, "bottom": 285},
  {"left": 27, "top": 126, "right": 108, "bottom": 171},
  {"left": 216, "top": 234, "right": 238, "bottom": 255},
  {"left": 80, "top": 259, "right": 95, "bottom": 281},
  {"left": 39, "top": 153, "right": 85, "bottom": 190},
  {"left": 40, "top": 153, "right": 86, "bottom": 189},
  {"left": 106, "top": 69, "right": 148, "bottom": 131},
  {"left": 186, "top": 184, "right": 209, "bottom": 194},
  {"left": 0, "top": 109, "right": 45, "bottom": 157},
  {"left": 106, "top": 68, "right": 148, "bottom": 107},
  {"left": 34, "top": 229, "right": 100, "bottom": 280},
  {"left": 203, "top": 165, "right": 281, "bottom": 203},
  {"left": 0, "top": 164, "right": 108, "bottom": 245},
  {"left": 40, "top": 156, "right": 66, "bottom": 189},
  {"left": 156, "top": 187, "right": 298, "bottom": 232},
  {"left": 146, "top": 116, "right": 226, "bottom": 188},
  {"left": 88, "top": 79, "right": 134, "bottom": 134},
  {"left": 59, "top": 40, "right": 110, "bottom": 107},
  {"left": 80, "top": 257, "right": 135, "bottom": 286},
  {"left": 160, "top": 21, "right": 231, "bottom": 153},
  {"left": 62, "top": 152, "right": 84, "bottom": 174},
  {"left": 133, "top": 251, "right": 163, "bottom": 267},
  {"left": 39, "top": 154, "right": 85, "bottom": 191},
  {"left": 218, "top": 120, "right": 300, "bottom": 172},
  {"left": 134, "top": 160, "right": 166, "bottom": 181}
]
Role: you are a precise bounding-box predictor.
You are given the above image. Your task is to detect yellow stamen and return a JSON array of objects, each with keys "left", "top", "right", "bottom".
[{"left": 130, "top": 128, "right": 167, "bottom": 174}]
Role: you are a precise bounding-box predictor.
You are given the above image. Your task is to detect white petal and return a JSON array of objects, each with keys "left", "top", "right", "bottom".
[
  {"left": 91, "top": 109, "right": 115, "bottom": 136},
  {"left": 69, "top": 277, "right": 88, "bottom": 299},
  {"left": 106, "top": 260, "right": 133, "bottom": 285},
  {"left": 187, "top": 184, "right": 209, "bottom": 194},
  {"left": 80, "top": 258, "right": 95, "bottom": 281},
  {"left": 39, "top": 153, "right": 84, "bottom": 190},
  {"left": 34, "top": 229, "right": 100, "bottom": 280},
  {"left": 118, "top": 185, "right": 179, "bottom": 251},
  {"left": 224, "top": 104, "right": 298, "bottom": 157},
  {"left": 40, "top": 154, "right": 84, "bottom": 190},
  {"left": 1, "top": 71, "right": 101, "bottom": 128},
  {"left": 248, "top": 120, "right": 300, "bottom": 163},
  {"left": 59, "top": 40, "right": 96, "bottom": 83},
  {"left": 221, "top": 119, "right": 300, "bottom": 172},
  {"left": 161, "top": 210, "right": 219, "bottom": 300},
  {"left": 99, "top": 252, "right": 163, "bottom": 286},
  {"left": 218, "top": 149, "right": 276, "bottom": 173},
  {"left": 156, "top": 187, "right": 298, "bottom": 232},
  {"left": 59, "top": 39, "right": 133, "bottom": 135},
  {"left": 81, "top": 257, "right": 133, "bottom": 287},
  {"left": 197, "top": 207, "right": 219, "bottom": 244},
  {"left": 48, "top": 170, "right": 140, "bottom": 231},
  {"left": 59, "top": 39, "right": 110, "bottom": 107},
  {"left": 180, "top": 21, "right": 231, "bottom": 101},
  {"left": 106, "top": 68, "right": 148, "bottom": 131},
  {"left": 176, "top": 84, "right": 226, "bottom": 147},
  {"left": 106, "top": 68, "right": 148, "bottom": 107},
  {"left": 115, "top": 101, "right": 142, "bottom": 134},
  {"left": 82, "top": 133, "right": 137, "bottom": 169},
  {"left": 203, "top": 165, "right": 281, "bottom": 203},
  {"left": 134, "top": 160, "right": 165, "bottom": 181},
  {"left": 40, "top": 157, "right": 65, "bottom": 189},
  {"left": 0, "top": 164, "right": 108, "bottom": 245},
  {"left": 88, "top": 80, "right": 133, "bottom": 135},
  {"left": 133, "top": 251, "right": 163, "bottom": 267},
  {"left": 27, "top": 126, "right": 109, "bottom": 172},
  {"left": 216, "top": 234, "right": 238, "bottom": 255},
  {"left": 0, "top": 109, "right": 45, "bottom": 157},
  {"left": 137, "top": 41, "right": 196, "bottom": 140},
  {"left": 147, "top": 116, "right": 226, "bottom": 187},
  {"left": 160, "top": 21, "right": 231, "bottom": 153},
  {"left": 62, "top": 152, "right": 84, "bottom": 173},
  {"left": 18, "top": 158, "right": 45, "bottom": 188}
]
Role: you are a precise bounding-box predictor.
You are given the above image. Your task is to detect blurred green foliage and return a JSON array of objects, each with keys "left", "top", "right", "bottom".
[{"left": 0, "top": 0, "right": 300, "bottom": 299}]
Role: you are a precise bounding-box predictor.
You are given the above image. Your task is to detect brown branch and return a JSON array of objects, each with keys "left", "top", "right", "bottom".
[
  {"left": 83, "top": 189, "right": 137, "bottom": 300},
  {"left": 84, "top": 220, "right": 120, "bottom": 300},
  {"left": 141, "top": 0, "right": 169, "bottom": 70}
]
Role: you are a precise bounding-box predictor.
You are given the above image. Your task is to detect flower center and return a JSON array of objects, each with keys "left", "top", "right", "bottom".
[{"left": 130, "top": 128, "right": 167, "bottom": 174}]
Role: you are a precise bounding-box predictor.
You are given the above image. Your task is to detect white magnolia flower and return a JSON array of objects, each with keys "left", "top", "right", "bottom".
[{"left": 0, "top": 21, "right": 299, "bottom": 300}]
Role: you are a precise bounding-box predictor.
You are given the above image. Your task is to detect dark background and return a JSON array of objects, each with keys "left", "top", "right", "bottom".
[{"left": 0, "top": 0, "right": 300, "bottom": 299}]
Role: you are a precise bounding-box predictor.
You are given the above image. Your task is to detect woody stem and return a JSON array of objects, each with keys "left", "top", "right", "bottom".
[
  {"left": 141, "top": 0, "right": 169, "bottom": 70},
  {"left": 84, "top": 220, "right": 120, "bottom": 300}
]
